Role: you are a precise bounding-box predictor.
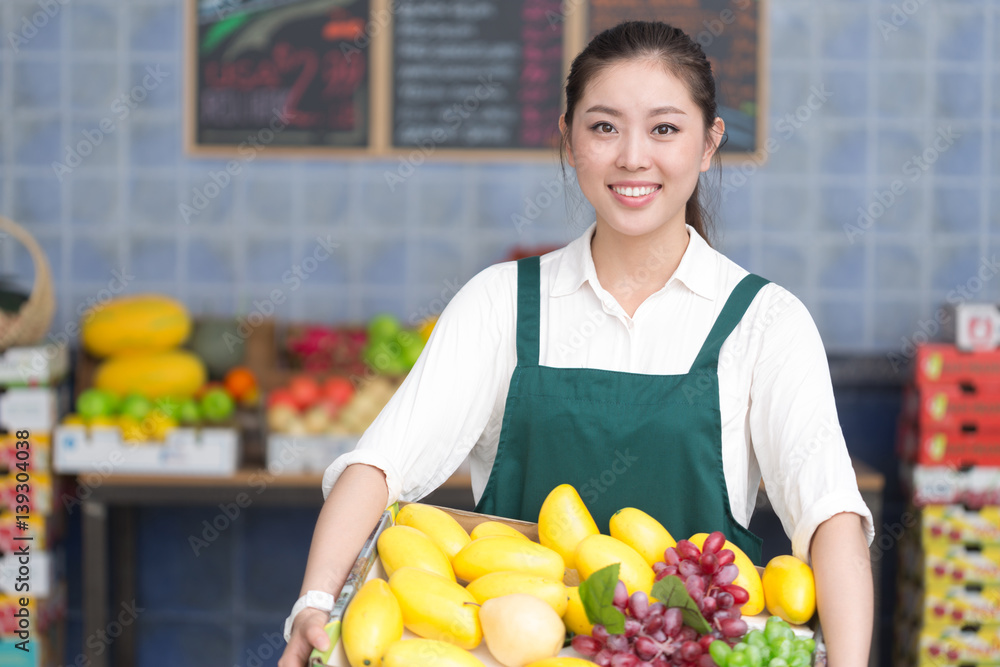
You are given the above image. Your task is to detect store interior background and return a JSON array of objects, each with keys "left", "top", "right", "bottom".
[{"left": 2, "top": 0, "right": 998, "bottom": 664}]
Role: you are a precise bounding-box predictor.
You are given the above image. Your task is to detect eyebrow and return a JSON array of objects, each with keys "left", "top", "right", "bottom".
[{"left": 584, "top": 105, "right": 687, "bottom": 117}]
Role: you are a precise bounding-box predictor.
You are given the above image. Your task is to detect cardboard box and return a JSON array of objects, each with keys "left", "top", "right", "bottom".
[
  {"left": 919, "top": 624, "right": 1000, "bottom": 665},
  {"left": 906, "top": 464, "right": 1000, "bottom": 507},
  {"left": 900, "top": 424, "right": 1000, "bottom": 467},
  {"left": 923, "top": 585, "right": 1000, "bottom": 626},
  {"left": 0, "top": 434, "right": 49, "bottom": 474},
  {"left": 0, "top": 389, "right": 59, "bottom": 434},
  {"left": 0, "top": 345, "right": 68, "bottom": 389},
  {"left": 945, "top": 303, "right": 1000, "bottom": 352},
  {"left": 904, "top": 382, "right": 1000, "bottom": 433},
  {"left": 0, "top": 474, "right": 50, "bottom": 516},
  {"left": 266, "top": 434, "right": 359, "bottom": 475},
  {"left": 916, "top": 344, "right": 1000, "bottom": 386},
  {"left": 922, "top": 505, "right": 1000, "bottom": 546},
  {"left": 924, "top": 544, "right": 1000, "bottom": 588},
  {"left": 52, "top": 425, "right": 239, "bottom": 476}
]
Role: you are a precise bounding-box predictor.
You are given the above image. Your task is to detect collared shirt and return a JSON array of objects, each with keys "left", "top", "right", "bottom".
[{"left": 323, "top": 224, "right": 874, "bottom": 562}]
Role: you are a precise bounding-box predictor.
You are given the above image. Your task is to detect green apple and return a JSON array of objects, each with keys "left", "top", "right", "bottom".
[
  {"left": 119, "top": 394, "right": 154, "bottom": 422},
  {"left": 200, "top": 388, "right": 235, "bottom": 423},
  {"left": 398, "top": 330, "right": 425, "bottom": 369},
  {"left": 367, "top": 313, "right": 401, "bottom": 345},
  {"left": 177, "top": 398, "right": 201, "bottom": 425},
  {"left": 153, "top": 397, "right": 183, "bottom": 421},
  {"left": 76, "top": 389, "right": 119, "bottom": 419}
]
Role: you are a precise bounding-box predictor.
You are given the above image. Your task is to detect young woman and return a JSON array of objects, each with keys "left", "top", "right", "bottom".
[{"left": 279, "top": 21, "right": 873, "bottom": 667}]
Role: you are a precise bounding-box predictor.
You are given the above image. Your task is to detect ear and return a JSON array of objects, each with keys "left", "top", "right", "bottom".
[
  {"left": 700, "top": 117, "right": 725, "bottom": 172},
  {"left": 559, "top": 114, "right": 575, "bottom": 168}
]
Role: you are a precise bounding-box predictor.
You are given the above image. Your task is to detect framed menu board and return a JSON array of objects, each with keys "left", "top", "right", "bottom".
[{"left": 185, "top": 0, "right": 765, "bottom": 158}]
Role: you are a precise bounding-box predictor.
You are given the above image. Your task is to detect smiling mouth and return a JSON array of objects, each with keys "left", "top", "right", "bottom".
[{"left": 609, "top": 185, "right": 661, "bottom": 198}]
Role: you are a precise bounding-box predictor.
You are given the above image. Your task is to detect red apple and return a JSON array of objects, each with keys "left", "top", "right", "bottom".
[
  {"left": 267, "top": 388, "right": 299, "bottom": 411},
  {"left": 288, "top": 375, "right": 321, "bottom": 410},
  {"left": 322, "top": 376, "right": 355, "bottom": 407}
]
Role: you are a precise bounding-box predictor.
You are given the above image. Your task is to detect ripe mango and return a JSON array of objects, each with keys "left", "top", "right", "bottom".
[
  {"left": 470, "top": 521, "right": 530, "bottom": 541},
  {"left": 466, "top": 571, "right": 568, "bottom": 616},
  {"left": 377, "top": 525, "right": 455, "bottom": 581},
  {"left": 387, "top": 567, "right": 482, "bottom": 649},
  {"left": 609, "top": 507, "right": 677, "bottom": 567},
  {"left": 452, "top": 536, "right": 564, "bottom": 583},
  {"left": 575, "top": 534, "right": 654, "bottom": 596},
  {"left": 762, "top": 555, "right": 816, "bottom": 625},
  {"left": 537, "top": 484, "right": 599, "bottom": 570},
  {"left": 381, "top": 638, "right": 485, "bottom": 667},
  {"left": 561, "top": 586, "right": 594, "bottom": 636},
  {"left": 341, "top": 578, "right": 402, "bottom": 667},
  {"left": 396, "top": 503, "right": 471, "bottom": 560}
]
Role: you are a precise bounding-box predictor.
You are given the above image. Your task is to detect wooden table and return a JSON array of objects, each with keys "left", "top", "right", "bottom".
[{"left": 79, "top": 462, "right": 883, "bottom": 667}]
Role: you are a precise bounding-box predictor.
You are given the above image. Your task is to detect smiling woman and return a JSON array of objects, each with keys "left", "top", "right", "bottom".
[{"left": 280, "top": 21, "right": 874, "bottom": 667}]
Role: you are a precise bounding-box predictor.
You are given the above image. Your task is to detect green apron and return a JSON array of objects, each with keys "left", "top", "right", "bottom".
[{"left": 475, "top": 255, "right": 768, "bottom": 565}]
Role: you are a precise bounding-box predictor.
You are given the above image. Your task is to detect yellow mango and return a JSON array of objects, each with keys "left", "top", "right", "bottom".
[
  {"left": 387, "top": 567, "right": 482, "bottom": 649},
  {"left": 526, "top": 660, "right": 597, "bottom": 667},
  {"left": 561, "top": 586, "right": 594, "bottom": 636},
  {"left": 377, "top": 525, "right": 455, "bottom": 581},
  {"left": 537, "top": 484, "right": 599, "bottom": 570},
  {"left": 688, "top": 533, "right": 765, "bottom": 616},
  {"left": 575, "top": 534, "right": 654, "bottom": 596},
  {"left": 396, "top": 503, "right": 471, "bottom": 560},
  {"left": 466, "top": 571, "right": 568, "bottom": 616},
  {"left": 762, "top": 555, "right": 816, "bottom": 625},
  {"left": 470, "top": 521, "right": 530, "bottom": 541},
  {"left": 609, "top": 507, "right": 677, "bottom": 567},
  {"left": 452, "top": 536, "right": 564, "bottom": 583},
  {"left": 381, "top": 638, "right": 485, "bottom": 667},
  {"left": 342, "top": 578, "right": 402, "bottom": 667}
]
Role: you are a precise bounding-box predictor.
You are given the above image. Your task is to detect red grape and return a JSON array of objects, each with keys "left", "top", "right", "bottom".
[
  {"left": 700, "top": 595, "right": 717, "bottom": 616},
  {"left": 624, "top": 618, "right": 641, "bottom": 638},
  {"left": 714, "top": 564, "right": 739, "bottom": 586},
  {"left": 628, "top": 591, "right": 650, "bottom": 620},
  {"left": 723, "top": 584, "right": 749, "bottom": 605},
  {"left": 679, "top": 640, "right": 703, "bottom": 661},
  {"left": 698, "top": 634, "right": 716, "bottom": 651},
  {"left": 606, "top": 634, "right": 629, "bottom": 653},
  {"left": 676, "top": 540, "right": 701, "bottom": 561},
  {"left": 594, "top": 649, "right": 612, "bottom": 667},
  {"left": 593, "top": 624, "right": 610, "bottom": 642},
  {"left": 648, "top": 602, "right": 666, "bottom": 616},
  {"left": 614, "top": 580, "right": 629, "bottom": 609},
  {"left": 718, "top": 617, "right": 748, "bottom": 639},
  {"left": 572, "top": 635, "right": 603, "bottom": 656},
  {"left": 716, "top": 549, "right": 735, "bottom": 567},
  {"left": 700, "top": 552, "right": 719, "bottom": 575},
  {"left": 715, "top": 591, "right": 734, "bottom": 610},
  {"left": 678, "top": 560, "right": 700, "bottom": 579},
  {"left": 652, "top": 659, "right": 670, "bottom": 667},
  {"left": 679, "top": 626, "right": 698, "bottom": 643},
  {"left": 609, "top": 653, "right": 640, "bottom": 667},
  {"left": 698, "top": 654, "right": 717, "bottom": 667},
  {"left": 634, "top": 636, "right": 660, "bottom": 661},
  {"left": 702, "top": 531, "right": 726, "bottom": 555},
  {"left": 663, "top": 608, "right": 683, "bottom": 637},
  {"left": 645, "top": 614, "right": 664, "bottom": 633},
  {"left": 663, "top": 547, "right": 680, "bottom": 565}
]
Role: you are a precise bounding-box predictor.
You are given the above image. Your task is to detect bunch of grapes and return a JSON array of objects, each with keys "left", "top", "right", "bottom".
[
  {"left": 654, "top": 533, "right": 750, "bottom": 637},
  {"left": 709, "top": 616, "right": 816, "bottom": 667},
  {"left": 570, "top": 532, "right": 750, "bottom": 666}
]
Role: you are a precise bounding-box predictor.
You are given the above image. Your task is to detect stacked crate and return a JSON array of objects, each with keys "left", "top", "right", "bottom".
[
  {"left": 897, "top": 343, "right": 1000, "bottom": 665},
  {"left": 0, "top": 345, "right": 68, "bottom": 666}
]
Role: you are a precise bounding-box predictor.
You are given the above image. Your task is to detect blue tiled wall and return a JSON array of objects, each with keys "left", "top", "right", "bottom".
[{"left": 3, "top": 0, "right": 997, "bottom": 665}]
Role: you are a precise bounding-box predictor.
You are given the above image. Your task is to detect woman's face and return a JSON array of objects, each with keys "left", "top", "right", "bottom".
[{"left": 561, "top": 58, "right": 723, "bottom": 241}]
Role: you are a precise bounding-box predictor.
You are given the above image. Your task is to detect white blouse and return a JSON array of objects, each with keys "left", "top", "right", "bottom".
[{"left": 323, "top": 224, "right": 874, "bottom": 563}]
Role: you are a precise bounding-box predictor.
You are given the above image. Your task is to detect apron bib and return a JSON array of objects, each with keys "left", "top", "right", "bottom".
[{"left": 476, "top": 255, "right": 768, "bottom": 564}]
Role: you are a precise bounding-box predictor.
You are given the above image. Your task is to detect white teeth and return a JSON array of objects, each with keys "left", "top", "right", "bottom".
[{"left": 613, "top": 185, "right": 658, "bottom": 197}]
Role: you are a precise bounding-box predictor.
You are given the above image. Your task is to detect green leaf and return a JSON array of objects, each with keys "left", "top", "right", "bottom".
[
  {"left": 650, "top": 576, "right": 712, "bottom": 635},
  {"left": 578, "top": 563, "right": 625, "bottom": 635}
]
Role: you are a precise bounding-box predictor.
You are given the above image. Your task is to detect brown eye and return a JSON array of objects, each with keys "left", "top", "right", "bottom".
[
  {"left": 591, "top": 122, "right": 615, "bottom": 134},
  {"left": 653, "top": 124, "right": 677, "bottom": 135}
]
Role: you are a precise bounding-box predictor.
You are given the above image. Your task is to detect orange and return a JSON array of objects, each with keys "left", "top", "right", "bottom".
[
  {"left": 761, "top": 554, "right": 816, "bottom": 625},
  {"left": 223, "top": 367, "right": 257, "bottom": 402}
]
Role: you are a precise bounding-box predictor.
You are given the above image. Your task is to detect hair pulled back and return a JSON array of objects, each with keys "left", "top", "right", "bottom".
[{"left": 562, "top": 21, "right": 723, "bottom": 244}]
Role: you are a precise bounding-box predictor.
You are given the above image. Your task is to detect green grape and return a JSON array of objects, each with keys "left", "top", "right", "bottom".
[
  {"left": 734, "top": 642, "right": 749, "bottom": 652},
  {"left": 776, "top": 639, "right": 793, "bottom": 660},
  {"left": 728, "top": 652, "right": 750, "bottom": 667},
  {"left": 801, "top": 638, "right": 816, "bottom": 654},
  {"left": 745, "top": 644, "right": 763, "bottom": 667},
  {"left": 789, "top": 652, "right": 810, "bottom": 667},
  {"left": 747, "top": 630, "right": 767, "bottom": 648},
  {"left": 764, "top": 620, "right": 786, "bottom": 644},
  {"left": 760, "top": 645, "right": 774, "bottom": 662},
  {"left": 710, "top": 640, "right": 733, "bottom": 666},
  {"left": 767, "top": 659, "right": 789, "bottom": 667}
]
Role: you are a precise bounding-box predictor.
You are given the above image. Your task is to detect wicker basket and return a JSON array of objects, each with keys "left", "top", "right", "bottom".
[{"left": 0, "top": 216, "right": 55, "bottom": 351}]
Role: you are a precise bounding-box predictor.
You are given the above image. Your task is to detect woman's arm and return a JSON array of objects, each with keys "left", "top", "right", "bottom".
[
  {"left": 810, "top": 511, "right": 873, "bottom": 667},
  {"left": 278, "top": 463, "right": 389, "bottom": 667}
]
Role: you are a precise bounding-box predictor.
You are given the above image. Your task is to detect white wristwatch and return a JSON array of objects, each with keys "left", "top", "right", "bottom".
[{"left": 283, "top": 590, "right": 336, "bottom": 642}]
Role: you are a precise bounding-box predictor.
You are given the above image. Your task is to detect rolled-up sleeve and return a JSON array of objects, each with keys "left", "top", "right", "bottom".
[
  {"left": 322, "top": 264, "right": 516, "bottom": 506},
  {"left": 749, "top": 291, "right": 875, "bottom": 564}
]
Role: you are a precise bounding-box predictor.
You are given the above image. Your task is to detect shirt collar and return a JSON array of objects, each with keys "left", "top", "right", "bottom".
[{"left": 550, "top": 222, "right": 718, "bottom": 301}]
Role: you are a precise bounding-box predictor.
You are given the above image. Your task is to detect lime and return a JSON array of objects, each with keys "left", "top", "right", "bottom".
[
  {"left": 367, "top": 313, "right": 401, "bottom": 344},
  {"left": 77, "top": 389, "right": 118, "bottom": 419},
  {"left": 120, "top": 394, "right": 154, "bottom": 422}
]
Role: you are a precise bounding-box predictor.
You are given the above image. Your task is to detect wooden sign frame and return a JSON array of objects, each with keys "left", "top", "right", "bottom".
[{"left": 184, "top": 0, "right": 766, "bottom": 163}]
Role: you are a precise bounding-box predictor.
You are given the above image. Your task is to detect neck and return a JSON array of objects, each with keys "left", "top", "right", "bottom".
[{"left": 591, "top": 221, "right": 691, "bottom": 317}]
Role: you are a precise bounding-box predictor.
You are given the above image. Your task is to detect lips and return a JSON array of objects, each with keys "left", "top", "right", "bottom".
[{"left": 608, "top": 183, "right": 661, "bottom": 207}]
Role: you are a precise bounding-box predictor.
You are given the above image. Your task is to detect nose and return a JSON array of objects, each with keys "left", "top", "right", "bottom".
[{"left": 615, "top": 130, "right": 651, "bottom": 171}]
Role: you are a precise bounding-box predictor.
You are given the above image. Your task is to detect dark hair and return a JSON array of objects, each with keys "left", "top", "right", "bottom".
[{"left": 561, "top": 21, "right": 724, "bottom": 245}]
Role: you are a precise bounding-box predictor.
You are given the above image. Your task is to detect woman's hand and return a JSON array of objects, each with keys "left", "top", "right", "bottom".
[{"left": 278, "top": 607, "right": 332, "bottom": 667}]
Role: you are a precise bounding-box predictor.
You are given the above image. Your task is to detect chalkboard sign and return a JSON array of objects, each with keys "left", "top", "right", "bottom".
[
  {"left": 185, "top": 0, "right": 764, "bottom": 157},
  {"left": 589, "top": 0, "right": 765, "bottom": 154},
  {"left": 391, "top": 0, "right": 565, "bottom": 150},
  {"left": 188, "top": 0, "right": 371, "bottom": 151}
]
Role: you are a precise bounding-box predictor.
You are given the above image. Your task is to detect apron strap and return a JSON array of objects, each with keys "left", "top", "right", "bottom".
[
  {"left": 515, "top": 256, "right": 541, "bottom": 366},
  {"left": 690, "top": 274, "right": 770, "bottom": 372}
]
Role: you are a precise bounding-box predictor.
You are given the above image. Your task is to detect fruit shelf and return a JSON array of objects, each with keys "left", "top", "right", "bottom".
[{"left": 312, "top": 505, "right": 826, "bottom": 667}]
